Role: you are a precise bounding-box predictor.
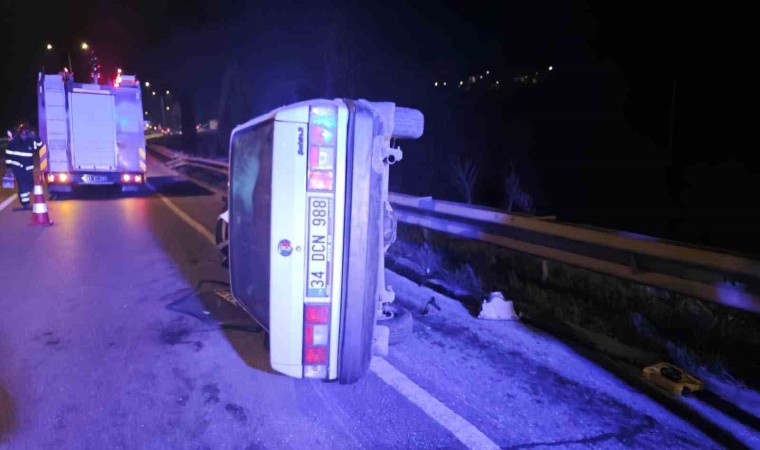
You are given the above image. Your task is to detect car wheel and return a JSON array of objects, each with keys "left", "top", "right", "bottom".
[
  {"left": 215, "top": 218, "right": 229, "bottom": 256},
  {"left": 377, "top": 303, "right": 413, "bottom": 345}
]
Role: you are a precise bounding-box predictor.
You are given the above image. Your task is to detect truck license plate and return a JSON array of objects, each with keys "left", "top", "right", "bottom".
[
  {"left": 82, "top": 174, "right": 109, "bottom": 184},
  {"left": 306, "top": 197, "right": 332, "bottom": 298}
]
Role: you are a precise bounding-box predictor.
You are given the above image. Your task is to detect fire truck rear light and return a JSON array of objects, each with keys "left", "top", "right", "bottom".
[
  {"left": 304, "top": 324, "right": 329, "bottom": 346},
  {"left": 304, "top": 346, "right": 328, "bottom": 364},
  {"left": 122, "top": 174, "right": 131, "bottom": 182},
  {"left": 303, "top": 365, "right": 327, "bottom": 379},
  {"left": 47, "top": 174, "right": 55, "bottom": 183},
  {"left": 135, "top": 175, "right": 143, "bottom": 183},
  {"left": 58, "top": 173, "right": 69, "bottom": 183},
  {"left": 304, "top": 305, "right": 330, "bottom": 324}
]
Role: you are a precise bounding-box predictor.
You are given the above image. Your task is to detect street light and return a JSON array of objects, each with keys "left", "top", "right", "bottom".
[
  {"left": 165, "top": 90, "right": 170, "bottom": 95},
  {"left": 46, "top": 44, "right": 53, "bottom": 51},
  {"left": 145, "top": 81, "right": 150, "bottom": 87},
  {"left": 152, "top": 91, "right": 156, "bottom": 96},
  {"left": 81, "top": 42, "right": 89, "bottom": 51}
]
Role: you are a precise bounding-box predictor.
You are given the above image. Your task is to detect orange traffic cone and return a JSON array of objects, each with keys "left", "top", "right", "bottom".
[{"left": 30, "top": 172, "right": 53, "bottom": 226}]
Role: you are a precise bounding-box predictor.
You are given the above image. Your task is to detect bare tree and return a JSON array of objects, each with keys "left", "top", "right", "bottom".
[
  {"left": 218, "top": 61, "right": 253, "bottom": 156},
  {"left": 452, "top": 156, "right": 478, "bottom": 204},
  {"left": 504, "top": 162, "right": 535, "bottom": 213}
]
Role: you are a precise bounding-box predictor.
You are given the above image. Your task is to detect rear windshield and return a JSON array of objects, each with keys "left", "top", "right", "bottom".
[{"left": 229, "top": 120, "right": 275, "bottom": 329}]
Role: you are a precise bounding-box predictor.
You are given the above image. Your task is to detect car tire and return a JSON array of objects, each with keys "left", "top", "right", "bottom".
[
  {"left": 378, "top": 303, "right": 413, "bottom": 345},
  {"left": 215, "top": 218, "right": 229, "bottom": 268},
  {"left": 215, "top": 218, "right": 229, "bottom": 256}
]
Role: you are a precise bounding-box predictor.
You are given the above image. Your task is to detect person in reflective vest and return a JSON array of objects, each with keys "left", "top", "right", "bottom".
[{"left": 5, "top": 123, "right": 43, "bottom": 209}]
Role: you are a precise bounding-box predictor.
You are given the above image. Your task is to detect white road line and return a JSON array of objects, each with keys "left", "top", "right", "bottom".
[
  {"left": 370, "top": 357, "right": 500, "bottom": 450},
  {"left": 145, "top": 181, "right": 216, "bottom": 245},
  {"left": 0, "top": 195, "right": 16, "bottom": 212}
]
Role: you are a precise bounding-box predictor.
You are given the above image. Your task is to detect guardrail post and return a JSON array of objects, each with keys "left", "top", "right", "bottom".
[
  {"left": 629, "top": 254, "right": 639, "bottom": 274},
  {"left": 541, "top": 259, "right": 549, "bottom": 282}
]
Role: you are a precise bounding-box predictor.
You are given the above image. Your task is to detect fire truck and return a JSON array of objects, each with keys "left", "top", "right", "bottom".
[{"left": 37, "top": 71, "right": 147, "bottom": 192}]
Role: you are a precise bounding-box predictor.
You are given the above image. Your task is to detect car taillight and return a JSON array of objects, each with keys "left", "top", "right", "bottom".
[
  {"left": 303, "top": 304, "right": 330, "bottom": 378},
  {"left": 304, "top": 365, "right": 327, "bottom": 379},
  {"left": 305, "top": 305, "right": 329, "bottom": 324},
  {"left": 307, "top": 106, "right": 338, "bottom": 193},
  {"left": 309, "top": 125, "right": 335, "bottom": 146},
  {"left": 304, "top": 346, "right": 327, "bottom": 364},
  {"left": 304, "top": 324, "right": 329, "bottom": 346},
  {"left": 307, "top": 171, "right": 333, "bottom": 191},
  {"left": 303, "top": 105, "right": 339, "bottom": 380}
]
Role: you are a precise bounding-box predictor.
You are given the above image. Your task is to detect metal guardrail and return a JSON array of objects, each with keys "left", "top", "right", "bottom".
[
  {"left": 150, "top": 144, "right": 229, "bottom": 175},
  {"left": 148, "top": 144, "right": 760, "bottom": 314},
  {"left": 390, "top": 194, "right": 760, "bottom": 314}
]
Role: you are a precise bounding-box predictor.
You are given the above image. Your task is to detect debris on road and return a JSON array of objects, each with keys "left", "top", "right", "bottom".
[
  {"left": 478, "top": 292, "right": 519, "bottom": 321},
  {"left": 421, "top": 297, "right": 441, "bottom": 316},
  {"left": 642, "top": 362, "right": 704, "bottom": 395}
]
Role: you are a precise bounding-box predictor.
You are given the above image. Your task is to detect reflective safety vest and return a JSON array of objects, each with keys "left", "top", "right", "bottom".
[{"left": 5, "top": 136, "right": 44, "bottom": 171}]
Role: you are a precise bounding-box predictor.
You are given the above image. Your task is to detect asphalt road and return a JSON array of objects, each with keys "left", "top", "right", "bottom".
[{"left": 0, "top": 157, "right": 739, "bottom": 449}]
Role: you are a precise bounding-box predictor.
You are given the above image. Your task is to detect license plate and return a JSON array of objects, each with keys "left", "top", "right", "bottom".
[
  {"left": 306, "top": 197, "right": 332, "bottom": 298},
  {"left": 81, "top": 174, "right": 110, "bottom": 184}
]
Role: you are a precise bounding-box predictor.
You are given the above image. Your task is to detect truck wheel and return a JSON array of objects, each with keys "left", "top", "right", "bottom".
[{"left": 378, "top": 303, "right": 413, "bottom": 345}]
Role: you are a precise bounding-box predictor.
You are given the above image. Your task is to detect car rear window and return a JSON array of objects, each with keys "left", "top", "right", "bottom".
[{"left": 229, "top": 120, "right": 275, "bottom": 329}]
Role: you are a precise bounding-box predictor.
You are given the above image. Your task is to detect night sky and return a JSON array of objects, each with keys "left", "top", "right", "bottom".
[{"left": 2, "top": 1, "right": 754, "bottom": 252}]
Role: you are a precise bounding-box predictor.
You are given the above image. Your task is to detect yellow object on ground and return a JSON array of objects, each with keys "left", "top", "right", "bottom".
[{"left": 642, "top": 362, "right": 704, "bottom": 395}]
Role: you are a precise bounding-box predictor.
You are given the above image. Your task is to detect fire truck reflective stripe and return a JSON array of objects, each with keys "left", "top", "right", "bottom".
[
  {"left": 138, "top": 148, "right": 146, "bottom": 160},
  {"left": 139, "top": 161, "right": 147, "bottom": 172},
  {"left": 40, "top": 159, "right": 48, "bottom": 170},
  {"left": 5, "top": 160, "right": 23, "bottom": 167},
  {"left": 39, "top": 145, "right": 47, "bottom": 157},
  {"left": 6, "top": 150, "right": 34, "bottom": 157}
]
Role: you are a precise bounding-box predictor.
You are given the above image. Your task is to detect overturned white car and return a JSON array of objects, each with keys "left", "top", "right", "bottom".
[{"left": 215, "top": 99, "right": 423, "bottom": 383}]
